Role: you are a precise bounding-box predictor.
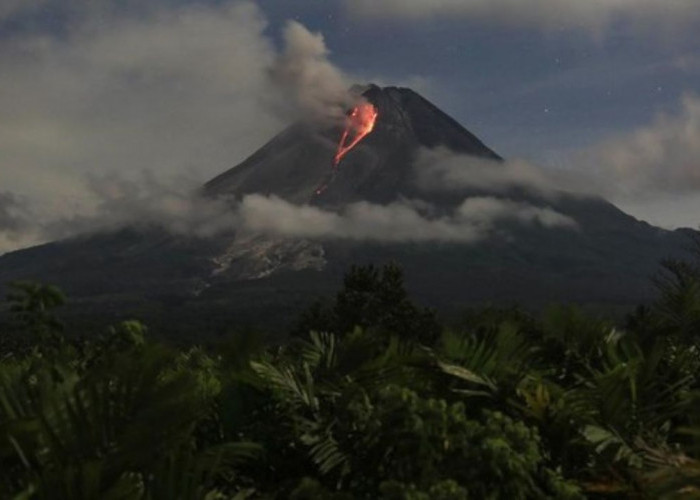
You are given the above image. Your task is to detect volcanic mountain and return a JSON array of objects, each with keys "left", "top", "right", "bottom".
[
  {"left": 0, "top": 84, "right": 693, "bottom": 335},
  {"left": 204, "top": 84, "right": 501, "bottom": 206}
]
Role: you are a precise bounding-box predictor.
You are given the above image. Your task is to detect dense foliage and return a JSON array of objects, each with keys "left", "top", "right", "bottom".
[{"left": 2, "top": 255, "right": 700, "bottom": 498}]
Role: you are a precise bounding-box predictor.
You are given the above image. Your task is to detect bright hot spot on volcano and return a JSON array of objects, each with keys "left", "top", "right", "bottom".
[
  {"left": 333, "top": 101, "right": 379, "bottom": 166},
  {"left": 314, "top": 101, "right": 379, "bottom": 195}
]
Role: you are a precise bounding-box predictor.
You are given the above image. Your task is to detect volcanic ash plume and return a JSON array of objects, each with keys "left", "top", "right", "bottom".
[{"left": 269, "top": 20, "right": 355, "bottom": 123}]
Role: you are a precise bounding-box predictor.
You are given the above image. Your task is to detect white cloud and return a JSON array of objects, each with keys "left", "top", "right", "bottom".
[
  {"left": 0, "top": 192, "right": 30, "bottom": 233},
  {"left": 568, "top": 93, "right": 700, "bottom": 228},
  {"left": 348, "top": 0, "right": 700, "bottom": 35},
  {"left": 585, "top": 94, "right": 700, "bottom": 197},
  {"left": 40, "top": 174, "right": 239, "bottom": 241},
  {"left": 414, "top": 148, "right": 557, "bottom": 194},
  {"left": 411, "top": 147, "right": 603, "bottom": 209},
  {"left": 456, "top": 196, "right": 576, "bottom": 229},
  {"left": 1, "top": 184, "right": 576, "bottom": 251},
  {"left": 0, "top": 191, "right": 36, "bottom": 253},
  {"left": 237, "top": 194, "right": 576, "bottom": 243}
]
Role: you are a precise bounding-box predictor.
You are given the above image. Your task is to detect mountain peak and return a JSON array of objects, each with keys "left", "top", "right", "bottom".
[
  {"left": 204, "top": 84, "right": 501, "bottom": 205},
  {"left": 360, "top": 84, "right": 501, "bottom": 159}
]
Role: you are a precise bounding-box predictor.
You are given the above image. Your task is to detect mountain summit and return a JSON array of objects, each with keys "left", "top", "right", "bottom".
[
  {"left": 0, "top": 85, "right": 694, "bottom": 335},
  {"left": 204, "top": 84, "right": 500, "bottom": 206}
]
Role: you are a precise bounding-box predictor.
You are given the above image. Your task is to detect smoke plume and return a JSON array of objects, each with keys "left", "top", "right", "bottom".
[{"left": 268, "top": 20, "right": 356, "bottom": 123}]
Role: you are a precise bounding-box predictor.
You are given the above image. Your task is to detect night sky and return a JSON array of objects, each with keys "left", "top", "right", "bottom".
[{"left": 1, "top": 1, "right": 699, "bottom": 253}]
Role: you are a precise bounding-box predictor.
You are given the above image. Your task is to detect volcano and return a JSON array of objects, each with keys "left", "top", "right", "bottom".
[
  {"left": 0, "top": 84, "right": 694, "bottom": 336},
  {"left": 204, "top": 84, "right": 501, "bottom": 206}
]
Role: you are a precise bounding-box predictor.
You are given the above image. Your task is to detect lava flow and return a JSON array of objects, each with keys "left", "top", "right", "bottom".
[
  {"left": 314, "top": 101, "right": 379, "bottom": 196},
  {"left": 333, "top": 101, "right": 379, "bottom": 166}
]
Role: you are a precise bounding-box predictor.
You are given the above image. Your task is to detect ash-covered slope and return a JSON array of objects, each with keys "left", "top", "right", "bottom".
[{"left": 0, "top": 84, "right": 694, "bottom": 335}]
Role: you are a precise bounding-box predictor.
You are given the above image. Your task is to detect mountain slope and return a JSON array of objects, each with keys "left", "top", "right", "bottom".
[{"left": 205, "top": 84, "right": 501, "bottom": 206}]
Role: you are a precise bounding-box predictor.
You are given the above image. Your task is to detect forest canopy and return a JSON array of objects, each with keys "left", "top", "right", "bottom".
[{"left": 2, "top": 253, "right": 700, "bottom": 498}]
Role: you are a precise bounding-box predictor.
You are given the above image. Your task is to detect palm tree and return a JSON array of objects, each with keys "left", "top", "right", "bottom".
[{"left": 0, "top": 322, "right": 260, "bottom": 498}]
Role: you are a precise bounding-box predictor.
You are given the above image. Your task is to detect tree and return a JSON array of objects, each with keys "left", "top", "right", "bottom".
[
  {"left": 653, "top": 259, "right": 700, "bottom": 339},
  {"left": 0, "top": 319, "right": 259, "bottom": 498},
  {"left": 6, "top": 280, "right": 66, "bottom": 343},
  {"left": 293, "top": 264, "right": 441, "bottom": 345}
]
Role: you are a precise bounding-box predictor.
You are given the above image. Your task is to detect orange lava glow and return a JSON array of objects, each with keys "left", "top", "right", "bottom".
[
  {"left": 333, "top": 102, "right": 378, "bottom": 166},
  {"left": 313, "top": 101, "right": 379, "bottom": 196}
]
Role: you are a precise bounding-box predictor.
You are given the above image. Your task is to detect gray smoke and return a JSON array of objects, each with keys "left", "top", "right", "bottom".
[{"left": 268, "top": 20, "right": 357, "bottom": 123}]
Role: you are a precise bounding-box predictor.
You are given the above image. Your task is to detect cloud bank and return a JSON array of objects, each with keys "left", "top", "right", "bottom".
[
  {"left": 0, "top": 192, "right": 35, "bottom": 253},
  {"left": 578, "top": 94, "right": 700, "bottom": 228},
  {"left": 414, "top": 148, "right": 562, "bottom": 195},
  {"left": 0, "top": 186, "right": 577, "bottom": 254},
  {"left": 413, "top": 93, "right": 700, "bottom": 229},
  {"left": 348, "top": 0, "right": 700, "bottom": 34},
  {"left": 585, "top": 94, "right": 700, "bottom": 197},
  {"left": 0, "top": 182, "right": 577, "bottom": 252},
  {"left": 0, "top": 192, "right": 30, "bottom": 234},
  {"left": 237, "top": 194, "right": 576, "bottom": 243},
  {"left": 39, "top": 175, "right": 239, "bottom": 242}
]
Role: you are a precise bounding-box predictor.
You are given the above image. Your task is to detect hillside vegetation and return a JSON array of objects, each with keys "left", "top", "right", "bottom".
[{"left": 2, "top": 248, "right": 700, "bottom": 498}]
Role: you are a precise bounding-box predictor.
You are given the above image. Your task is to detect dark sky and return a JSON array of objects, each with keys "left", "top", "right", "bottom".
[{"left": 1, "top": 0, "right": 699, "bottom": 252}]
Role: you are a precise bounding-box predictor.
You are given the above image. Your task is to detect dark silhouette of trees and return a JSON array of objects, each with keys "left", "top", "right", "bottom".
[
  {"left": 293, "top": 263, "right": 441, "bottom": 345},
  {"left": 6, "top": 280, "right": 66, "bottom": 348}
]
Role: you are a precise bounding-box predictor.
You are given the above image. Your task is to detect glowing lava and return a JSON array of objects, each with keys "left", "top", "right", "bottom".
[
  {"left": 333, "top": 102, "right": 379, "bottom": 166},
  {"left": 314, "top": 101, "right": 378, "bottom": 196}
]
